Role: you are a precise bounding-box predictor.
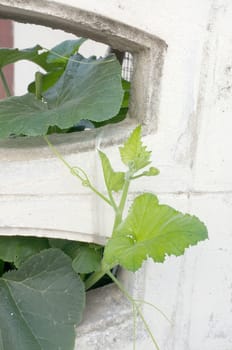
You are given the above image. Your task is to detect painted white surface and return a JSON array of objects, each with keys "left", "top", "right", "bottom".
[{"left": 0, "top": 0, "right": 231, "bottom": 349}]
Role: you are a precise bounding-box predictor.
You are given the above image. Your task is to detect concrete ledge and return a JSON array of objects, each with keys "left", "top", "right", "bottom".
[{"left": 76, "top": 284, "right": 145, "bottom": 350}]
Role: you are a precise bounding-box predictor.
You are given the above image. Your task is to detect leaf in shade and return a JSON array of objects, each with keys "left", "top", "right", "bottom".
[
  {"left": 0, "top": 93, "right": 49, "bottom": 137},
  {"left": 0, "top": 54, "right": 123, "bottom": 138},
  {"left": 0, "top": 45, "right": 43, "bottom": 69},
  {"left": 93, "top": 79, "right": 130, "bottom": 128},
  {"left": 0, "top": 236, "right": 49, "bottom": 268},
  {"left": 0, "top": 249, "right": 85, "bottom": 350},
  {"left": 46, "top": 38, "right": 87, "bottom": 64},
  {"left": 72, "top": 245, "right": 102, "bottom": 274},
  {"left": 92, "top": 107, "right": 128, "bottom": 128}
]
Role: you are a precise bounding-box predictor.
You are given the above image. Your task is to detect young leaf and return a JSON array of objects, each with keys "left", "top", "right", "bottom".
[
  {"left": 72, "top": 245, "right": 102, "bottom": 274},
  {"left": 0, "top": 236, "right": 49, "bottom": 268},
  {"left": 103, "top": 193, "right": 208, "bottom": 271},
  {"left": 0, "top": 54, "right": 123, "bottom": 138},
  {"left": 0, "top": 249, "right": 85, "bottom": 350},
  {"left": 98, "top": 150, "right": 125, "bottom": 192},
  {"left": 119, "top": 125, "right": 151, "bottom": 172},
  {"left": 46, "top": 38, "right": 87, "bottom": 64},
  {"left": 132, "top": 166, "right": 160, "bottom": 179}
]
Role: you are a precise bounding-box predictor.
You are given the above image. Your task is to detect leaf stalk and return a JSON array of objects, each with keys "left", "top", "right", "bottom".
[
  {"left": 112, "top": 172, "right": 131, "bottom": 231},
  {"left": 106, "top": 270, "right": 161, "bottom": 350},
  {"left": 35, "top": 71, "right": 43, "bottom": 100},
  {"left": 0, "top": 69, "right": 11, "bottom": 97},
  {"left": 84, "top": 269, "right": 106, "bottom": 290},
  {"left": 43, "top": 135, "right": 112, "bottom": 207}
]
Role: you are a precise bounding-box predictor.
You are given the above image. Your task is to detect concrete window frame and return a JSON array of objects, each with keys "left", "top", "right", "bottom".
[
  {"left": 0, "top": 3, "right": 167, "bottom": 346},
  {"left": 0, "top": 0, "right": 166, "bottom": 139},
  {"left": 0, "top": 0, "right": 167, "bottom": 240}
]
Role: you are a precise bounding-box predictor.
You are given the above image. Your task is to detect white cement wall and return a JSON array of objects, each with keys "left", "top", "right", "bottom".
[{"left": 0, "top": 0, "right": 231, "bottom": 349}]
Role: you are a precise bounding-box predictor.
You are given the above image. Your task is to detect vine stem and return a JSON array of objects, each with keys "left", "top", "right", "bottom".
[
  {"left": 85, "top": 173, "right": 132, "bottom": 289},
  {"left": 43, "top": 135, "right": 112, "bottom": 207},
  {"left": 33, "top": 69, "right": 162, "bottom": 350},
  {"left": 118, "top": 175, "right": 130, "bottom": 214},
  {"left": 0, "top": 69, "right": 11, "bottom": 97},
  {"left": 107, "top": 270, "right": 161, "bottom": 350},
  {"left": 41, "top": 46, "right": 116, "bottom": 65},
  {"left": 84, "top": 269, "right": 106, "bottom": 291},
  {"left": 133, "top": 303, "right": 137, "bottom": 350},
  {"left": 33, "top": 71, "right": 111, "bottom": 206},
  {"left": 35, "top": 71, "right": 43, "bottom": 100},
  {"left": 112, "top": 174, "right": 131, "bottom": 232},
  {"left": 134, "top": 299, "right": 172, "bottom": 325},
  {"left": 104, "top": 182, "right": 118, "bottom": 213}
]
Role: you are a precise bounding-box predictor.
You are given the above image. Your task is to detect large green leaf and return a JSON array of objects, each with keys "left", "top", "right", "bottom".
[
  {"left": 0, "top": 45, "right": 43, "bottom": 69},
  {"left": 98, "top": 150, "right": 125, "bottom": 192},
  {"left": 119, "top": 125, "right": 152, "bottom": 173},
  {"left": 0, "top": 54, "right": 123, "bottom": 138},
  {"left": 92, "top": 107, "right": 128, "bottom": 128},
  {"left": 103, "top": 193, "right": 208, "bottom": 271},
  {"left": 0, "top": 249, "right": 85, "bottom": 350},
  {"left": 43, "top": 53, "right": 123, "bottom": 116},
  {"left": 0, "top": 39, "right": 86, "bottom": 74},
  {"left": 48, "top": 239, "right": 84, "bottom": 260},
  {"left": 0, "top": 94, "right": 48, "bottom": 137},
  {"left": 46, "top": 38, "right": 86, "bottom": 64},
  {"left": 28, "top": 39, "right": 87, "bottom": 93},
  {"left": 0, "top": 236, "right": 49, "bottom": 268},
  {"left": 48, "top": 238, "right": 76, "bottom": 251},
  {"left": 0, "top": 46, "right": 56, "bottom": 72},
  {"left": 48, "top": 239, "right": 103, "bottom": 274},
  {"left": 49, "top": 239, "right": 102, "bottom": 273},
  {"left": 93, "top": 79, "right": 130, "bottom": 128},
  {"left": 72, "top": 245, "right": 102, "bottom": 274}
]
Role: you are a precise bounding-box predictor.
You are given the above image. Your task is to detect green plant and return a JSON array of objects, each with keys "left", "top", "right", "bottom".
[
  {"left": 0, "top": 39, "right": 129, "bottom": 136},
  {"left": 0, "top": 39, "right": 208, "bottom": 350}
]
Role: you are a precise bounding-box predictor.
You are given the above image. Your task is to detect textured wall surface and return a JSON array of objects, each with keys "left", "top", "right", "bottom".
[{"left": 0, "top": 0, "right": 231, "bottom": 349}]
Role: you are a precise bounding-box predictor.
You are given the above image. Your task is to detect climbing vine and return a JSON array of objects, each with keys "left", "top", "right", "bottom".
[{"left": 0, "top": 39, "right": 208, "bottom": 350}]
